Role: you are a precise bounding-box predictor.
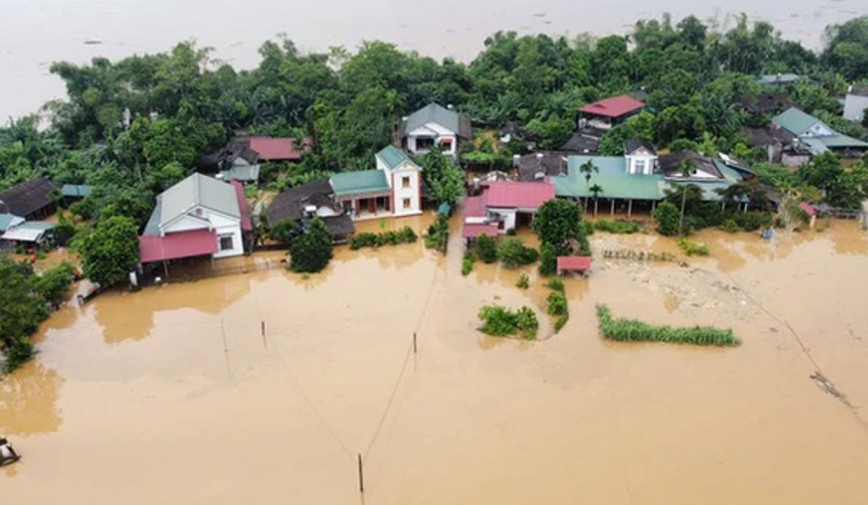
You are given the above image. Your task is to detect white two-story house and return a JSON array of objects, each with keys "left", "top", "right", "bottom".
[{"left": 399, "top": 103, "right": 472, "bottom": 157}]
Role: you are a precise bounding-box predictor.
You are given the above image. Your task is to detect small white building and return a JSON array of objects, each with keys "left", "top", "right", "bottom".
[
  {"left": 400, "top": 103, "right": 472, "bottom": 156},
  {"left": 375, "top": 145, "right": 423, "bottom": 216},
  {"left": 843, "top": 86, "right": 868, "bottom": 123}
]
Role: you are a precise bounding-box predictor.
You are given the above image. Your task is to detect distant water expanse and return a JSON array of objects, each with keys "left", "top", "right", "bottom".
[{"left": 1, "top": 0, "right": 866, "bottom": 119}]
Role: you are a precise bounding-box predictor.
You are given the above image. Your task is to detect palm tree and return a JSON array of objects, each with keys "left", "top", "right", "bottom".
[
  {"left": 589, "top": 184, "right": 604, "bottom": 217},
  {"left": 579, "top": 159, "right": 599, "bottom": 212}
]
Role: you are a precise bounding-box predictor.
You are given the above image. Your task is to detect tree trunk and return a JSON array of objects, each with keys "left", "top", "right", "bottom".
[
  {"left": 679, "top": 187, "right": 687, "bottom": 236},
  {"left": 594, "top": 199, "right": 599, "bottom": 217}
]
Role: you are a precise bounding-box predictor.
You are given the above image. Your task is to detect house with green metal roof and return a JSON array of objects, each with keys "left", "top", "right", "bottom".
[
  {"left": 772, "top": 107, "right": 868, "bottom": 157},
  {"left": 329, "top": 145, "right": 423, "bottom": 219},
  {"left": 548, "top": 141, "right": 752, "bottom": 216}
]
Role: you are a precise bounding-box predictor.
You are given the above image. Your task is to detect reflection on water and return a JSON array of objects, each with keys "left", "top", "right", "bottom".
[{"left": 0, "top": 361, "right": 64, "bottom": 436}]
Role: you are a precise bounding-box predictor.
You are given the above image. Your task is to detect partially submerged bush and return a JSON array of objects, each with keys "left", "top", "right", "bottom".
[
  {"left": 653, "top": 201, "right": 681, "bottom": 236},
  {"left": 478, "top": 304, "right": 539, "bottom": 339},
  {"left": 547, "top": 290, "right": 568, "bottom": 316},
  {"left": 462, "top": 251, "right": 474, "bottom": 276},
  {"left": 678, "top": 237, "right": 710, "bottom": 256},
  {"left": 424, "top": 215, "right": 450, "bottom": 253},
  {"left": 497, "top": 238, "right": 539, "bottom": 268},
  {"left": 720, "top": 219, "right": 740, "bottom": 233},
  {"left": 546, "top": 278, "right": 564, "bottom": 292},
  {"left": 593, "top": 219, "right": 642, "bottom": 234},
  {"left": 554, "top": 313, "right": 569, "bottom": 332},
  {"left": 595, "top": 304, "right": 740, "bottom": 346},
  {"left": 350, "top": 226, "right": 418, "bottom": 250},
  {"left": 516, "top": 273, "right": 529, "bottom": 289},
  {"left": 473, "top": 234, "right": 498, "bottom": 263}
]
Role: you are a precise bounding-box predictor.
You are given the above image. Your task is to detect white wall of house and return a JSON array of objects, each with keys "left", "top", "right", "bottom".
[
  {"left": 407, "top": 122, "right": 458, "bottom": 155},
  {"left": 390, "top": 163, "right": 422, "bottom": 216},
  {"left": 488, "top": 208, "right": 516, "bottom": 233},
  {"left": 625, "top": 152, "right": 657, "bottom": 175},
  {"left": 161, "top": 205, "right": 244, "bottom": 259},
  {"left": 844, "top": 93, "right": 868, "bottom": 122}
]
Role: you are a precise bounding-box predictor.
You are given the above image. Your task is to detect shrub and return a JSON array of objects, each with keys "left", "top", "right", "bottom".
[
  {"left": 547, "top": 290, "right": 568, "bottom": 316},
  {"left": 538, "top": 243, "right": 558, "bottom": 276},
  {"left": 720, "top": 219, "right": 740, "bottom": 233},
  {"left": 546, "top": 278, "right": 564, "bottom": 292},
  {"left": 424, "top": 215, "right": 449, "bottom": 253},
  {"left": 580, "top": 220, "right": 594, "bottom": 237},
  {"left": 554, "top": 313, "right": 569, "bottom": 333},
  {"left": 289, "top": 218, "right": 333, "bottom": 273},
  {"left": 678, "top": 237, "right": 710, "bottom": 256},
  {"left": 268, "top": 218, "right": 299, "bottom": 246},
  {"left": 652, "top": 201, "right": 681, "bottom": 236},
  {"left": 497, "top": 237, "right": 539, "bottom": 268},
  {"left": 349, "top": 226, "right": 418, "bottom": 250},
  {"left": 478, "top": 304, "right": 539, "bottom": 339},
  {"left": 595, "top": 304, "right": 739, "bottom": 346},
  {"left": 34, "top": 262, "right": 76, "bottom": 307},
  {"left": 462, "top": 251, "right": 474, "bottom": 276},
  {"left": 734, "top": 211, "right": 773, "bottom": 232},
  {"left": 516, "top": 273, "right": 529, "bottom": 289},
  {"left": 53, "top": 220, "right": 76, "bottom": 247},
  {"left": 473, "top": 234, "right": 498, "bottom": 263},
  {"left": 593, "top": 219, "right": 642, "bottom": 234},
  {"left": 2, "top": 340, "right": 36, "bottom": 374}
]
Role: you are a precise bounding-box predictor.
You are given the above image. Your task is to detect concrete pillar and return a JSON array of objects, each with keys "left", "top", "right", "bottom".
[
  {"left": 628, "top": 199, "right": 633, "bottom": 218},
  {"left": 610, "top": 199, "right": 615, "bottom": 216}
]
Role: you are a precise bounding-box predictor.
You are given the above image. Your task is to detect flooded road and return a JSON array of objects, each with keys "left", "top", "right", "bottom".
[{"left": 3, "top": 213, "right": 868, "bottom": 504}]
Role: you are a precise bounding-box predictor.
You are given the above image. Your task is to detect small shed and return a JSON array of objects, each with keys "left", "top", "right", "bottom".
[
  {"left": 557, "top": 256, "right": 592, "bottom": 276},
  {"left": 799, "top": 202, "right": 817, "bottom": 229}
]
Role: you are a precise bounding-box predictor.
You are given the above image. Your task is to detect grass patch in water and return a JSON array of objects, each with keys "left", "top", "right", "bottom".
[
  {"left": 595, "top": 304, "right": 740, "bottom": 347},
  {"left": 678, "top": 237, "right": 710, "bottom": 256}
]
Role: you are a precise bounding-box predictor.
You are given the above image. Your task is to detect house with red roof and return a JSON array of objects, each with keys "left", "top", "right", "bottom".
[
  {"left": 461, "top": 182, "right": 555, "bottom": 241},
  {"left": 578, "top": 95, "right": 645, "bottom": 131},
  {"left": 139, "top": 174, "right": 253, "bottom": 268}
]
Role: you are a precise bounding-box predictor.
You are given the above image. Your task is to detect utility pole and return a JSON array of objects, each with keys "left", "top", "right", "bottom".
[{"left": 358, "top": 454, "right": 364, "bottom": 493}]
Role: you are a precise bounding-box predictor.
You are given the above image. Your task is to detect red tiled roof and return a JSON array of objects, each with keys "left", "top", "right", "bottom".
[
  {"left": 579, "top": 95, "right": 645, "bottom": 118},
  {"left": 249, "top": 137, "right": 302, "bottom": 161},
  {"left": 462, "top": 223, "right": 500, "bottom": 239},
  {"left": 485, "top": 182, "right": 555, "bottom": 209},
  {"left": 140, "top": 229, "right": 218, "bottom": 263},
  {"left": 799, "top": 202, "right": 817, "bottom": 216},
  {"left": 464, "top": 194, "right": 489, "bottom": 218},
  {"left": 231, "top": 181, "right": 253, "bottom": 231},
  {"left": 557, "top": 256, "right": 592, "bottom": 271}
]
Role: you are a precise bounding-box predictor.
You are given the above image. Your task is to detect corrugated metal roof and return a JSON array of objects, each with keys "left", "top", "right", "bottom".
[
  {"left": 552, "top": 156, "right": 664, "bottom": 200},
  {"left": 400, "top": 103, "right": 472, "bottom": 139},
  {"left": 579, "top": 95, "right": 644, "bottom": 118},
  {"left": 376, "top": 145, "right": 413, "bottom": 169},
  {"left": 157, "top": 173, "right": 241, "bottom": 229},
  {"left": 464, "top": 195, "right": 488, "bottom": 217},
  {"left": 757, "top": 73, "right": 803, "bottom": 85},
  {"left": 485, "top": 182, "right": 555, "bottom": 209},
  {"left": 60, "top": 184, "right": 93, "bottom": 198},
  {"left": 219, "top": 164, "right": 261, "bottom": 182},
  {"left": 0, "top": 177, "right": 55, "bottom": 217},
  {"left": 0, "top": 213, "right": 24, "bottom": 232},
  {"left": 2, "top": 227, "right": 48, "bottom": 243},
  {"left": 461, "top": 223, "right": 499, "bottom": 239},
  {"left": 329, "top": 170, "right": 390, "bottom": 197},
  {"left": 231, "top": 181, "right": 253, "bottom": 232},
  {"left": 773, "top": 107, "right": 822, "bottom": 136},
  {"left": 557, "top": 256, "right": 592, "bottom": 271},
  {"left": 139, "top": 229, "right": 218, "bottom": 263},
  {"left": 249, "top": 137, "right": 302, "bottom": 161}
]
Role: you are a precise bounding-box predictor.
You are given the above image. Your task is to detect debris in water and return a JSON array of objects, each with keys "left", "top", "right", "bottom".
[
  {"left": 84, "top": 40, "right": 103, "bottom": 45},
  {"left": 810, "top": 371, "right": 852, "bottom": 407},
  {"left": 533, "top": 12, "right": 547, "bottom": 17},
  {"left": 0, "top": 438, "right": 21, "bottom": 467}
]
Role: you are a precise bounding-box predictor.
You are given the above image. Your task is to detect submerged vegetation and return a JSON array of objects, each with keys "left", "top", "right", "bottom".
[
  {"left": 545, "top": 278, "right": 569, "bottom": 333},
  {"left": 349, "top": 226, "right": 418, "bottom": 250},
  {"left": 424, "top": 215, "right": 450, "bottom": 253},
  {"left": 516, "top": 273, "right": 530, "bottom": 289},
  {"left": 593, "top": 220, "right": 643, "bottom": 234},
  {"left": 678, "top": 237, "right": 711, "bottom": 256},
  {"left": 478, "top": 304, "right": 539, "bottom": 340},
  {"left": 595, "top": 304, "right": 740, "bottom": 347},
  {"left": 496, "top": 238, "right": 539, "bottom": 268},
  {"left": 462, "top": 251, "right": 475, "bottom": 277}
]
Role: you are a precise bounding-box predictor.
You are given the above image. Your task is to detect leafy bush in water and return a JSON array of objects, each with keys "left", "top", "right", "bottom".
[
  {"left": 289, "top": 218, "right": 333, "bottom": 273},
  {"left": 473, "top": 234, "right": 498, "bottom": 263},
  {"left": 516, "top": 273, "right": 529, "bottom": 289},
  {"left": 720, "top": 219, "right": 740, "bottom": 233},
  {"left": 547, "top": 290, "right": 568, "bottom": 316},
  {"left": 424, "top": 215, "right": 449, "bottom": 253},
  {"left": 546, "top": 278, "right": 564, "bottom": 292},
  {"left": 652, "top": 201, "right": 681, "bottom": 236},
  {"left": 3, "top": 340, "right": 36, "bottom": 374},
  {"left": 349, "top": 226, "right": 418, "bottom": 250},
  {"left": 678, "top": 237, "right": 710, "bottom": 256},
  {"left": 734, "top": 211, "right": 773, "bottom": 232},
  {"left": 538, "top": 243, "right": 559, "bottom": 276},
  {"left": 595, "top": 304, "right": 740, "bottom": 347},
  {"left": 497, "top": 237, "right": 539, "bottom": 268},
  {"left": 478, "top": 304, "right": 539, "bottom": 339},
  {"left": 461, "top": 251, "right": 474, "bottom": 276},
  {"left": 34, "top": 262, "right": 76, "bottom": 307},
  {"left": 554, "top": 313, "right": 570, "bottom": 333},
  {"left": 593, "top": 219, "right": 642, "bottom": 234}
]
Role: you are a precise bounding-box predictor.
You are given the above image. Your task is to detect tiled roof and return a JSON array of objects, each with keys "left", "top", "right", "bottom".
[
  {"left": 249, "top": 137, "right": 303, "bottom": 161},
  {"left": 461, "top": 223, "right": 499, "bottom": 239},
  {"left": 330, "top": 170, "right": 391, "bottom": 197},
  {"left": 139, "top": 229, "right": 218, "bottom": 263},
  {"left": 0, "top": 177, "right": 55, "bottom": 217},
  {"left": 485, "top": 182, "right": 555, "bottom": 209},
  {"left": 579, "top": 95, "right": 644, "bottom": 118},
  {"left": 231, "top": 181, "right": 253, "bottom": 232},
  {"left": 266, "top": 178, "right": 335, "bottom": 224}
]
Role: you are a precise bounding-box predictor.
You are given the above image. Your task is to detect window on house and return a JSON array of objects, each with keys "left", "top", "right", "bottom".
[
  {"left": 219, "top": 235, "right": 234, "bottom": 251},
  {"left": 403, "top": 198, "right": 411, "bottom": 209},
  {"left": 415, "top": 137, "right": 435, "bottom": 151},
  {"left": 440, "top": 139, "right": 453, "bottom": 151},
  {"left": 402, "top": 176, "right": 411, "bottom": 188},
  {"left": 634, "top": 159, "right": 646, "bottom": 174}
]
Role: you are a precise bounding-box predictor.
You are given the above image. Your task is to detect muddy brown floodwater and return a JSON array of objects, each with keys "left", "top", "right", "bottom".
[{"left": 3, "top": 212, "right": 868, "bottom": 504}]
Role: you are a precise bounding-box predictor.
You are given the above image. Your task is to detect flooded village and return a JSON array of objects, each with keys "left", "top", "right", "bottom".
[{"left": 4, "top": 10, "right": 868, "bottom": 505}]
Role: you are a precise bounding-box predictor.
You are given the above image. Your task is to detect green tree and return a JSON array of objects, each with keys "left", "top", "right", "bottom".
[
  {"left": 268, "top": 218, "right": 298, "bottom": 246},
  {"left": 79, "top": 215, "right": 140, "bottom": 286},
  {"left": 496, "top": 238, "right": 539, "bottom": 268},
  {"left": 289, "top": 217, "right": 333, "bottom": 273},
  {"left": 532, "top": 199, "right": 583, "bottom": 250},
  {"left": 473, "top": 234, "right": 498, "bottom": 263},
  {"left": 579, "top": 159, "right": 598, "bottom": 211},
  {"left": 823, "top": 16, "right": 868, "bottom": 80},
  {"left": 589, "top": 183, "right": 604, "bottom": 217},
  {"left": 652, "top": 200, "right": 680, "bottom": 236},
  {"left": 34, "top": 262, "right": 76, "bottom": 308},
  {"left": 0, "top": 258, "right": 49, "bottom": 357}
]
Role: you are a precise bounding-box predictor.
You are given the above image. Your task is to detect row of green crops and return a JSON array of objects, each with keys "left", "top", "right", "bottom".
[
  {"left": 546, "top": 278, "right": 569, "bottom": 334},
  {"left": 349, "top": 226, "right": 418, "bottom": 250},
  {"left": 595, "top": 304, "right": 740, "bottom": 347}
]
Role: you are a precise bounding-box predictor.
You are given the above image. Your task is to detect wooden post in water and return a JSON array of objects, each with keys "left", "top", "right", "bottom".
[
  {"left": 358, "top": 454, "right": 364, "bottom": 493},
  {"left": 413, "top": 332, "right": 417, "bottom": 354},
  {"left": 261, "top": 321, "right": 266, "bottom": 336}
]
